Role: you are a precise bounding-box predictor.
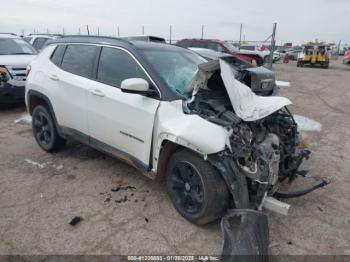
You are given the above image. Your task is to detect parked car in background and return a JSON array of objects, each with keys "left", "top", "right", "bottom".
[
  {"left": 343, "top": 50, "right": 350, "bottom": 66},
  {"left": 23, "top": 34, "right": 61, "bottom": 51},
  {"left": 189, "top": 47, "right": 277, "bottom": 96},
  {"left": 176, "top": 39, "right": 265, "bottom": 66},
  {"left": 239, "top": 44, "right": 272, "bottom": 63},
  {"left": 0, "top": 33, "right": 37, "bottom": 104},
  {"left": 286, "top": 49, "right": 301, "bottom": 60}
]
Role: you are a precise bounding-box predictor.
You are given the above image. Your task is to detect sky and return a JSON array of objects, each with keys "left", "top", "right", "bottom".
[{"left": 1, "top": 0, "right": 349, "bottom": 46}]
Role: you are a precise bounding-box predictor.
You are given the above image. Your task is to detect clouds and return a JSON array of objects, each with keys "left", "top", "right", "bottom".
[{"left": 1, "top": 0, "right": 349, "bottom": 44}]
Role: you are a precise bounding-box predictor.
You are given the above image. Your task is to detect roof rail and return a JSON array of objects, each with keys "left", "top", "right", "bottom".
[
  {"left": 28, "top": 33, "right": 63, "bottom": 37},
  {"left": 122, "top": 35, "right": 166, "bottom": 43},
  {"left": 0, "top": 33, "right": 17, "bottom": 36},
  {"left": 59, "top": 34, "right": 132, "bottom": 44}
]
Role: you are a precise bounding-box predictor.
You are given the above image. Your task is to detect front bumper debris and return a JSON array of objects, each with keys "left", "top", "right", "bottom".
[
  {"left": 0, "top": 83, "right": 25, "bottom": 104},
  {"left": 221, "top": 209, "right": 269, "bottom": 262}
]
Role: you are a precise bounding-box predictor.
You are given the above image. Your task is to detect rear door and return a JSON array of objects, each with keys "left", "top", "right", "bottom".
[
  {"left": 48, "top": 44, "right": 98, "bottom": 138},
  {"left": 87, "top": 46, "right": 160, "bottom": 166}
]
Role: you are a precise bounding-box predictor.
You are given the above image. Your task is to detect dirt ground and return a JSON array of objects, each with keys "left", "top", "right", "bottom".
[{"left": 0, "top": 59, "right": 349, "bottom": 256}]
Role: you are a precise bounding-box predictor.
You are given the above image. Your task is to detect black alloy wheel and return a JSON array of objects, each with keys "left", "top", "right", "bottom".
[
  {"left": 166, "top": 149, "right": 230, "bottom": 225},
  {"left": 32, "top": 105, "right": 66, "bottom": 152}
]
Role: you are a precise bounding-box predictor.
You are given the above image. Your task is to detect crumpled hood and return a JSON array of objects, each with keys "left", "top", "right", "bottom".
[
  {"left": 0, "top": 55, "right": 37, "bottom": 67},
  {"left": 187, "top": 59, "right": 292, "bottom": 122}
]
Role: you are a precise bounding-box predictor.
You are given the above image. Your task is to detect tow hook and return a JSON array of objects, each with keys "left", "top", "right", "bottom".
[{"left": 221, "top": 209, "right": 269, "bottom": 262}]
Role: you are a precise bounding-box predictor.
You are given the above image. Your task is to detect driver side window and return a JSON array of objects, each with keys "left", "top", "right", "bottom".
[{"left": 97, "top": 47, "right": 149, "bottom": 88}]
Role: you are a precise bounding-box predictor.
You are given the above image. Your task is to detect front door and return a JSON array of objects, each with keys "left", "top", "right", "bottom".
[{"left": 87, "top": 47, "right": 160, "bottom": 166}]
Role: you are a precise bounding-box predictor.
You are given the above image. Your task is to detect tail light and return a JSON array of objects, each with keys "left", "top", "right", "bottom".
[{"left": 26, "top": 65, "right": 31, "bottom": 77}]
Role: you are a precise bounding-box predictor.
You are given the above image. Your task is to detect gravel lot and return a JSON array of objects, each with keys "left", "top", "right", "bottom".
[{"left": 0, "top": 59, "right": 349, "bottom": 256}]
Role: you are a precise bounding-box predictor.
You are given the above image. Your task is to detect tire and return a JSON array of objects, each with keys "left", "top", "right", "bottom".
[
  {"left": 165, "top": 148, "right": 230, "bottom": 225},
  {"left": 32, "top": 105, "right": 66, "bottom": 152},
  {"left": 263, "top": 55, "right": 271, "bottom": 64}
]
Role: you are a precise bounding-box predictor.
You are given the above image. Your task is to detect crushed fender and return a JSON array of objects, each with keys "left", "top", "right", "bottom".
[{"left": 221, "top": 209, "right": 269, "bottom": 262}]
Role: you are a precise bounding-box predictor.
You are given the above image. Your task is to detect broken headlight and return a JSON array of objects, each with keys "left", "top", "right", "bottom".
[{"left": 0, "top": 66, "right": 10, "bottom": 85}]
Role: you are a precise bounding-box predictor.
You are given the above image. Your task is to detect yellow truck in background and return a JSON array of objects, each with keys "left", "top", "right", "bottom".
[{"left": 297, "top": 43, "right": 330, "bottom": 68}]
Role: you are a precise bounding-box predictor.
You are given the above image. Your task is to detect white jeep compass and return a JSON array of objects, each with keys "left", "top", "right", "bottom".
[{"left": 25, "top": 36, "right": 324, "bottom": 256}]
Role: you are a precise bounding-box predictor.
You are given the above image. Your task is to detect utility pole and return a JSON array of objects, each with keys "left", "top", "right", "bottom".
[
  {"left": 239, "top": 24, "right": 242, "bottom": 49},
  {"left": 142, "top": 25, "right": 144, "bottom": 35},
  {"left": 337, "top": 40, "right": 342, "bottom": 56},
  {"left": 267, "top": 22, "right": 277, "bottom": 69},
  {"left": 169, "top": 25, "right": 172, "bottom": 44},
  {"left": 201, "top": 24, "right": 204, "bottom": 39},
  {"left": 97, "top": 27, "right": 100, "bottom": 36},
  {"left": 78, "top": 28, "right": 81, "bottom": 35},
  {"left": 86, "top": 25, "right": 90, "bottom": 35},
  {"left": 62, "top": 28, "right": 65, "bottom": 35},
  {"left": 117, "top": 26, "right": 120, "bottom": 37}
]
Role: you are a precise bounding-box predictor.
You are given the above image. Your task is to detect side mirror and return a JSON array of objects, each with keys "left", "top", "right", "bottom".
[{"left": 121, "top": 78, "right": 158, "bottom": 97}]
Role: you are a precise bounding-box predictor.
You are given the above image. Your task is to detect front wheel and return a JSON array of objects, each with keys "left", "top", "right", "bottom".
[
  {"left": 165, "top": 149, "right": 230, "bottom": 225},
  {"left": 264, "top": 55, "right": 271, "bottom": 64}
]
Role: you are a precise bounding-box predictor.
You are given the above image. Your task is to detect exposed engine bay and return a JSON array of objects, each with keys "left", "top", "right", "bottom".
[{"left": 183, "top": 59, "right": 328, "bottom": 258}]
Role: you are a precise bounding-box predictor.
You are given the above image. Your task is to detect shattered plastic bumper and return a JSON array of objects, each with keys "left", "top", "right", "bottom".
[
  {"left": 221, "top": 209, "right": 269, "bottom": 262},
  {"left": 0, "top": 83, "right": 25, "bottom": 104}
]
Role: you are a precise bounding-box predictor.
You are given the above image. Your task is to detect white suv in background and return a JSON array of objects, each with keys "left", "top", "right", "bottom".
[
  {"left": 23, "top": 34, "right": 61, "bottom": 51},
  {"left": 0, "top": 33, "right": 37, "bottom": 103},
  {"left": 25, "top": 36, "right": 316, "bottom": 256}
]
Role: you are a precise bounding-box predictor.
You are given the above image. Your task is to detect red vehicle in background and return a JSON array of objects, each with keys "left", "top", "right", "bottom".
[
  {"left": 343, "top": 50, "right": 350, "bottom": 66},
  {"left": 176, "top": 39, "right": 264, "bottom": 66}
]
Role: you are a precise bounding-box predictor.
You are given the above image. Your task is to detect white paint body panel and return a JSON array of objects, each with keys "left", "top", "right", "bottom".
[
  {"left": 187, "top": 59, "right": 292, "bottom": 122},
  {"left": 87, "top": 81, "right": 160, "bottom": 165},
  {"left": 152, "top": 100, "right": 230, "bottom": 170},
  {"left": 220, "top": 60, "right": 292, "bottom": 121}
]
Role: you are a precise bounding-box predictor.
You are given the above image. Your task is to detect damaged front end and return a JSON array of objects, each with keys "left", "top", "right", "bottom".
[{"left": 183, "top": 59, "right": 327, "bottom": 258}]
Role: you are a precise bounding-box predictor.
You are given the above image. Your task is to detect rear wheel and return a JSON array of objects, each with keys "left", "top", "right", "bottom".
[
  {"left": 165, "top": 149, "right": 230, "bottom": 225},
  {"left": 32, "top": 105, "right": 66, "bottom": 152}
]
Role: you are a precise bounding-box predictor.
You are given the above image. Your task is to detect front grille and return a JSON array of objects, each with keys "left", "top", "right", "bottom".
[{"left": 7, "top": 66, "right": 27, "bottom": 81}]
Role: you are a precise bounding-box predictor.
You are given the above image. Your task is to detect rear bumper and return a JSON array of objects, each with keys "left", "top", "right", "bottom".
[
  {"left": 343, "top": 58, "right": 350, "bottom": 65},
  {"left": 0, "top": 83, "right": 25, "bottom": 104}
]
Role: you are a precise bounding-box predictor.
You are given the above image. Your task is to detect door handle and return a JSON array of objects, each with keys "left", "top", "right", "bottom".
[
  {"left": 49, "top": 74, "right": 59, "bottom": 81},
  {"left": 90, "top": 89, "right": 105, "bottom": 97}
]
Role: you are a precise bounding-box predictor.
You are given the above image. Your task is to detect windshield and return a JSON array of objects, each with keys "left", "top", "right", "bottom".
[
  {"left": 223, "top": 42, "right": 239, "bottom": 52},
  {"left": 141, "top": 49, "right": 206, "bottom": 96},
  {"left": 0, "top": 38, "right": 37, "bottom": 55}
]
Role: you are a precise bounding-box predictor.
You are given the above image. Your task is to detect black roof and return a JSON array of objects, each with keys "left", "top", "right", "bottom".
[{"left": 46, "top": 35, "right": 188, "bottom": 52}]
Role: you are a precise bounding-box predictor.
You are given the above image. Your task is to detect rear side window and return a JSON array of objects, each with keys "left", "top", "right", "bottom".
[
  {"left": 50, "top": 45, "right": 66, "bottom": 66},
  {"left": 177, "top": 41, "right": 192, "bottom": 48},
  {"left": 23, "top": 37, "right": 32, "bottom": 43},
  {"left": 191, "top": 41, "right": 208, "bottom": 48},
  {"left": 240, "top": 46, "right": 255, "bottom": 51},
  {"left": 97, "top": 47, "right": 148, "bottom": 87},
  {"left": 61, "top": 45, "right": 97, "bottom": 78},
  {"left": 33, "top": 37, "right": 50, "bottom": 50},
  {"left": 208, "top": 43, "right": 224, "bottom": 52}
]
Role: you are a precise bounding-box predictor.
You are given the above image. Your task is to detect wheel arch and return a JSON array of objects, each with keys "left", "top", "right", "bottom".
[{"left": 26, "top": 90, "right": 65, "bottom": 138}]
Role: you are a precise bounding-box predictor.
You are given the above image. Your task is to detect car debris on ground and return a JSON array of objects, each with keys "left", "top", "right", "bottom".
[{"left": 69, "top": 216, "right": 83, "bottom": 226}]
